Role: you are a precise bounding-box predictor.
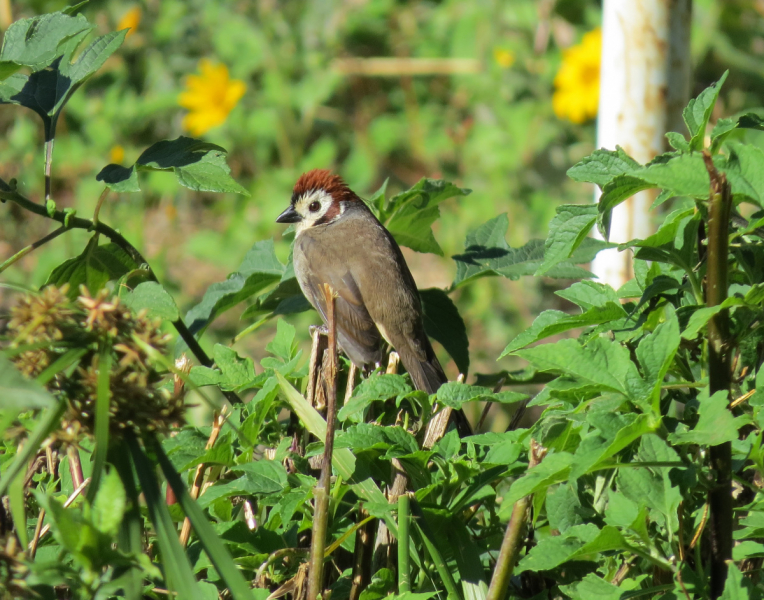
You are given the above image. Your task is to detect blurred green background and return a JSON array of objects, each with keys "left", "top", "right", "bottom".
[{"left": 0, "top": 0, "right": 761, "bottom": 413}]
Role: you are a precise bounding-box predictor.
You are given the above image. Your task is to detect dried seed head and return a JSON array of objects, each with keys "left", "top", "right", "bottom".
[{"left": 7, "top": 285, "right": 185, "bottom": 439}]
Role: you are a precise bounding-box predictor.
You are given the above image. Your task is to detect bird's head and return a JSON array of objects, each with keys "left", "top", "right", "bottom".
[{"left": 276, "top": 169, "right": 359, "bottom": 234}]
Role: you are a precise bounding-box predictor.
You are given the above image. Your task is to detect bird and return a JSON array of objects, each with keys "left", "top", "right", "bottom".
[{"left": 276, "top": 169, "right": 451, "bottom": 397}]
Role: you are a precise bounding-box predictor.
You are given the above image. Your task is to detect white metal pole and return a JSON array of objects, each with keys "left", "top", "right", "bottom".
[{"left": 591, "top": 0, "right": 692, "bottom": 289}]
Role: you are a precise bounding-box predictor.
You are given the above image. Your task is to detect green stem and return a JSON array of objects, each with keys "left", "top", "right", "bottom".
[
  {"left": 486, "top": 492, "right": 531, "bottom": 600},
  {"left": 702, "top": 152, "right": 733, "bottom": 599},
  {"left": 2, "top": 186, "right": 243, "bottom": 405},
  {"left": 0, "top": 226, "right": 67, "bottom": 274},
  {"left": 410, "top": 499, "right": 462, "bottom": 600},
  {"left": 398, "top": 494, "right": 411, "bottom": 594}
]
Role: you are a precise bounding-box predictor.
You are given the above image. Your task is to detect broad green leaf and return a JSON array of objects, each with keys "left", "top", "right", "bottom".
[
  {"left": 501, "top": 302, "right": 626, "bottom": 356},
  {"left": 436, "top": 381, "right": 526, "bottom": 410},
  {"left": 514, "top": 523, "right": 598, "bottom": 572},
  {"left": 665, "top": 131, "right": 690, "bottom": 152},
  {"left": 97, "top": 136, "right": 249, "bottom": 195},
  {"left": 513, "top": 337, "right": 644, "bottom": 401},
  {"left": 265, "top": 319, "right": 298, "bottom": 362},
  {"left": 185, "top": 240, "right": 284, "bottom": 334},
  {"left": 537, "top": 204, "right": 598, "bottom": 275},
  {"left": 721, "top": 564, "right": 752, "bottom": 600},
  {"left": 555, "top": 281, "right": 620, "bottom": 310},
  {"left": 122, "top": 281, "right": 179, "bottom": 321},
  {"left": 45, "top": 237, "right": 137, "bottom": 297},
  {"left": 0, "top": 355, "right": 55, "bottom": 409},
  {"left": 546, "top": 484, "right": 585, "bottom": 532},
  {"left": 560, "top": 574, "right": 623, "bottom": 600},
  {"left": 212, "top": 345, "right": 257, "bottom": 391},
  {"left": 387, "top": 204, "right": 443, "bottom": 255},
  {"left": 0, "top": 12, "right": 92, "bottom": 75},
  {"left": 669, "top": 390, "right": 750, "bottom": 446},
  {"left": 567, "top": 147, "right": 641, "bottom": 187},
  {"left": 453, "top": 215, "right": 594, "bottom": 287},
  {"left": 683, "top": 71, "right": 728, "bottom": 151},
  {"left": 339, "top": 374, "right": 412, "bottom": 421},
  {"left": 420, "top": 288, "right": 469, "bottom": 375}
]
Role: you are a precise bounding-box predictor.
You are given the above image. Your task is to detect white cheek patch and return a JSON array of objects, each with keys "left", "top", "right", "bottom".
[{"left": 294, "top": 190, "right": 333, "bottom": 233}]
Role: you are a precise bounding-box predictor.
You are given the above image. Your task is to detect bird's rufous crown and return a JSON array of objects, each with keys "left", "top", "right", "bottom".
[{"left": 292, "top": 169, "right": 358, "bottom": 204}]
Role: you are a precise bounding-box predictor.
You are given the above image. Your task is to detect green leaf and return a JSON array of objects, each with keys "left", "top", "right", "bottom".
[
  {"left": 121, "top": 281, "right": 179, "bottom": 321},
  {"left": 436, "top": 381, "right": 526, "bottom": 410},
  {"left": 501, "top": 452, "right": 574, "bottom": 510},
  {"left": 514, "top": 523, "right": 597, "bottom": 572},
  {"left": 339, "top": 374, "right": 412, "bottom": 421},
  {"left": 419, "top": 288, "right": 469, "bottom": 375},
  {"left": 453, "top": 215, "right": 594, "bottom": 287},
  {"left": 185, "top": 240, "right": 284, "bottom": 335},
  {"left": 635, "top": 309, "right": 680, "bottom": 409},
  {"left": 721, "top": 564, "right": 752, "bottom": 600},
  {"left": 199, "top": 461, "right": 287, "bottom": 507},
  {"left": 665, "top": 131, "right": 690, "bottom": 152},
  {"left": 0, "top": 354, "right": 56, "bottom": 409},
  {"left": 265, "top": 319, "right": 298, "bottom": 362},
  {"left": 45, "top": 237, "right": 137, "bottom": 297},
  {"left": 555, "top": 281, "right": 620, "bottom": 310},
  {"left": 0, "top": 12, "right": 93, "bottom": 76},
  {"left": 560, "top": 574, "right": 623, "bottom": 600},
  {"left": 501, "top": 302, "right": 626, "bottom": 356},
  {"left": 537, "top": 204, "right": 598, "bottom": 275},
  {"left": 387, "top": 204, "right": 443, "bottom": 255},
  {"left": 513, "top": 337, "right": 644, "bottom": 401},
  {"left": 212, "top": 345, "right": 257, "bottom": 392},
  {"left": 669, "top": 390, "right": 750, "bottom": 446},
  {"left": 92, "top": 466, "right": 126, "bottom": 537},
  {"left": 97, "top": 136, "right": 249, "bottom": 195},
  {"left": 683, "top": 71, "right": 728, "bottom": 151},
  {"left": 567, "top": 147, "right": 641, "bottom": 187}
]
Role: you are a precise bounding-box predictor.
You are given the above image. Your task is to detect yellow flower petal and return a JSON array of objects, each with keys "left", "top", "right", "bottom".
[
  {"left": 179, "top": 59, "right": 246, "bottom": 136},
  {"left": 109, "top": 145, "right": 125, "bottom": 164},
  {"left": 117, "top": 7, "right": 141, "bottom": 38},
  {"left": 493, "top": 48, "right": 515, "bottom": 69},
  {"left": 552, "top": 27, "right": 601, "bottom": 124}
]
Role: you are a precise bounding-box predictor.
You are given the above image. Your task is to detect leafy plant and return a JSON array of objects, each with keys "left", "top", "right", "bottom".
[{"left": 2, "top": 8, "right": 764, "bottom": 600}]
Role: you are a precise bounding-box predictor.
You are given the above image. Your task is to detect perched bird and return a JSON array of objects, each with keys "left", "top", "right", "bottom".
[{"left": 276, "top": 169, "right": 448, "bottom": 395}]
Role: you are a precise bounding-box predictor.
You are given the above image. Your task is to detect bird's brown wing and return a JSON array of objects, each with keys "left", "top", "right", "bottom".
[{"left": 295, "top": 236, "right": 384, "bottom": 367}]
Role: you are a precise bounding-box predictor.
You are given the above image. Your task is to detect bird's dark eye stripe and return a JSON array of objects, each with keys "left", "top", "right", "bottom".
[{"left": 309, "top": 201, "right": 321, "bottom": 212}]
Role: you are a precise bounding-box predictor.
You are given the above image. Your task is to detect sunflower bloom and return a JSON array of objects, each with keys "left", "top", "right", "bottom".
[
  {"left": 117, "top": 7, "right": 141, "bottom": 38},
  {"left": 552, "top": 28, "right": 601, "bottom": 124},
  {"left": 493, "top": 48, "right": 515, "bottom": 69},
  {"left": 179, "top": 59, "right": 246, "bottom": 136}
]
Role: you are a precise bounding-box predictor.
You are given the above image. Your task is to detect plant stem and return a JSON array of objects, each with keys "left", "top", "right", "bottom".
[
  {"left": 410, "top": 498, "right": 462, "bottom": 600},
  {"left": 44, "top": 139, "right": 54, "bottom": 203},
  {"left": 307, "top": 284, "right": 339, "bottom": 600},
  {"left": 487, "top": 440, "right": 546, "bottom": 600},
  {"left": 398, "top": 494, "right": 411, "bottom": 594},
  {"left": 2, "top": 186, "right": 243, "bottom": 405},
  {"left": 702, "top": 152, "right": 733, "bottom": 599},
  {"left": 0, "top": 226, "right": 67, "bottom": 274}
]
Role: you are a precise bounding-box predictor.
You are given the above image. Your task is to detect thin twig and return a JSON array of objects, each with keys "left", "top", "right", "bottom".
[
  {"left": 67, "top": 445, "right": 84, "bottom": 490},
  {"left": 307, "top": 284, "right": 339, "bottom": 600},
  {"left": 30, "top": 477, "right": 90, "bottom": 552},
  {"left": 2, "top": 186, "right": 243, "bottom": 405},
  {"left": 0, "top": 226, "right": 67, "bottom": 274},
  {"left": 92, "top": 187, "right": 109, "bottom": 226}
]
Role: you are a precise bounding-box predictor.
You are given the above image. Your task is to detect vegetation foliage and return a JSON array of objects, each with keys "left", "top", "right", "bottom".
[{"left": 3, "top": 3, "right": 764, "bottom": 600}]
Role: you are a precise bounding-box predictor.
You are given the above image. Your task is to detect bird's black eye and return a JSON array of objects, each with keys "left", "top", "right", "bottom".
[{"left": 309, "top": 201, "right": 321, "bottom": 212}]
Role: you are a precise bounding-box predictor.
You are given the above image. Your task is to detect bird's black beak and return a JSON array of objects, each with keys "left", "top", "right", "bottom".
[{"left": 276, "top": 205, "right": 301, "bottom": 224}]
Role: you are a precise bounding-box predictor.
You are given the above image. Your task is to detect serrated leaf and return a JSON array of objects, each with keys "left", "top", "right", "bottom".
[
  {"left": 537, "top": 204, "right": 598, "bottom": 275},
  {"left": 185, "top": 240, "right": 284, "bottom": 335},
  {"left": 45, "top": 237, "right": 137, "bottom": 297},
  {"left": 683, "top": 71, "right": 728, "bottom": 151},
  {"left": 669, "top": 390, "right": 750, "bottom": 446},
  {"left": 436, "top": 381, "right": 526, "bottom": 410},
  {"left": 501, "top": 452, "right": 574, "bottom": 510},
  {"left": 92, "top": 467, "right": 126, "bottom": 537},
  {"left": 635, "top": 309, "right": 680, "bottom": 409},
  {"left": 567, "top": 147, "right": 641, "bottom": 187},
  {"left": 555, "top": 281, "right": 620, "bottom": 310},
  {"left": 122, "top": 281, "right": 179, "bottom": 321},
  {"left": 212, "top": 345, "right": 257, "bottom": 391},
  {"left": 419, "top": 288, "right": 469, "bottom": 375},
  {"left": 98, "top": 137, "right": 248, "bottom": 195},
  {"left": 0, "top": 12, "right": 93, "bottom": 75}
]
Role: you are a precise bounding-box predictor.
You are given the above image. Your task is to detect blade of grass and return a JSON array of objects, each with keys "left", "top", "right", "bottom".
[
  {"left": 411, "top": 503, "right": 462, "bottom": 600},
  {"left": 151, "top": 434, "right": 255, "bottom": 600},
  {"left": 36, "top": 348, "right": 88, "bottom": 386},
  {"left": 0, "top": 399, "right": 66, "bottom": 497},
  {"left": 8, "top": 465, "right": 28, "bottom": 547},
  {"left": 87, "top": 345, "right": 111, "bottom": 503},
  {"left": 398, "top": 494, "right": 411, "bottom": 594},
  {"left": 111, "top": 445, "right": 145, "bottom": 600},
  {"left": 125, "top": 433, "right": 203, "bottom": 598}
]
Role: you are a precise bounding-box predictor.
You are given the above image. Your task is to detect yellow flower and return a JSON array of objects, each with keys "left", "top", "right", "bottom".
[
  {"left": 493, "top": 48, "right": 515, "bottom": 69},
  {"left": 552, "top": 28, "right": 601, "bottom": 124},
  {"left": 117, "top": 7, "right": 141, "bottom": 38},
  {"left": 179, "top": 59, "right": 246, "bottom": 136},
  {"left": 109, "top": 145, "right": 125, "bottom": 164}
]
